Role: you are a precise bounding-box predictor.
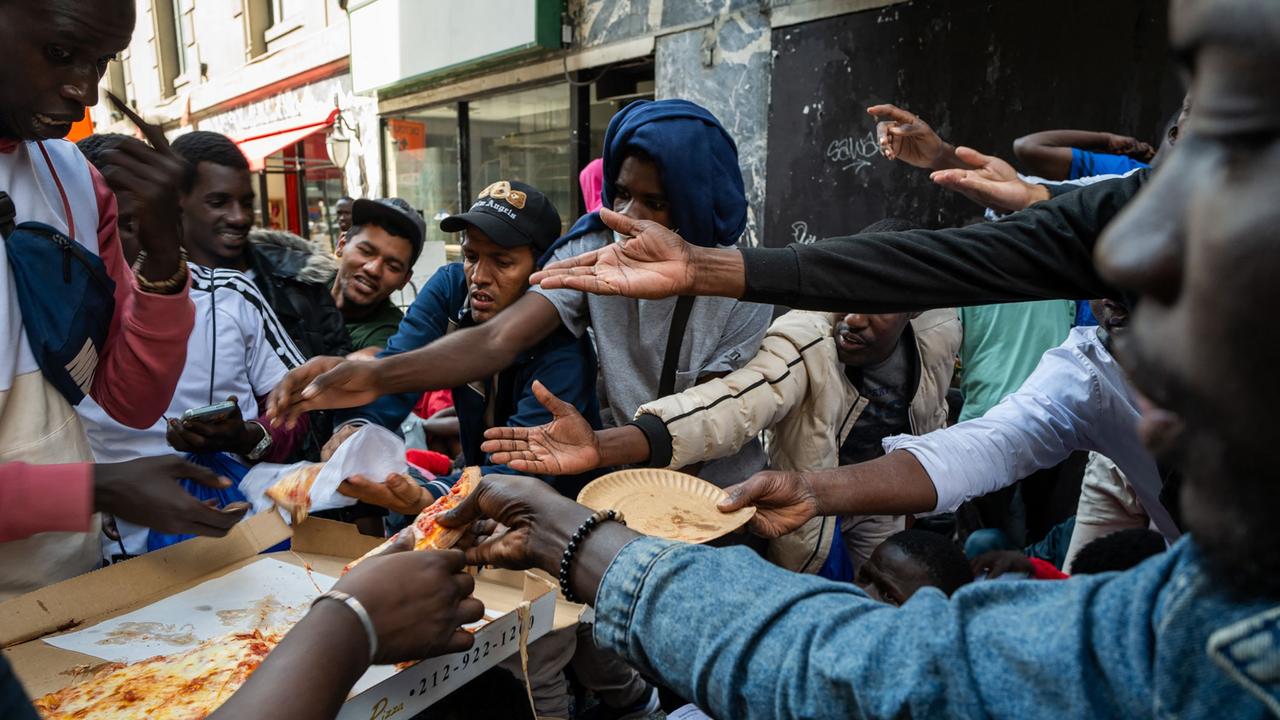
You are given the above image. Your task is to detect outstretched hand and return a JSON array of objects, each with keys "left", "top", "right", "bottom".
[
  {"left": 529, "top": 208, "right": 696, "bottom": 299},
  {"left": 718, "top": 470, "right": 821, "bottom": 538},
  {"left": 438, "top": 474, "right": 593, "bottom": 573},
  {"left": 929, "top": 146, "right": 1049, "bottom": 214},
  {"left": 266, "top": 356, "right": 380, "bottom": 429},
  {"left": 867, "top": 104, "right": 958, "bottom": 170},
  {"left": 481, "top": 381, "right": 602, "bottom": 476}
]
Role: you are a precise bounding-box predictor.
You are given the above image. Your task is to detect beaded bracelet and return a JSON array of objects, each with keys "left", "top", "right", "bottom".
[{"left": 558, "top": 509, "right": 625, "bottom": 603}]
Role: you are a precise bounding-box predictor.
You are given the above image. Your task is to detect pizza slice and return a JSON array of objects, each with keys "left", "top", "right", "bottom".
[
  {"left": 343, "top": 466, "right": 481, "bottom": 573},
  {"left": 33, "top": 629, "right": 282, "bottom": 720},
  {"left": 265, "top": 463, "right": 323, "bottom": 525}
]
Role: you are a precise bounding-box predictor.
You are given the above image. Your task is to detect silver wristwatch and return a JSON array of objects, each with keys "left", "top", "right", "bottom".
[{"left": 245, "top": 420, "right": 273, "bottom": 461}]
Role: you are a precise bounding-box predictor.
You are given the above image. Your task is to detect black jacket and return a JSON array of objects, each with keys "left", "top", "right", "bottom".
[
  {"left": 246, "top": 236, "right": 351, "bottom": 359},
  {"left": 741, "top": 170, "right": 1147, "bottom": 313}
]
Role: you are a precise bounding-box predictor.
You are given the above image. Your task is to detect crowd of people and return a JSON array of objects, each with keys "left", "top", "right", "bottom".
[{"left": 1, "top": 0, "right": 1278, "bottom": 718}]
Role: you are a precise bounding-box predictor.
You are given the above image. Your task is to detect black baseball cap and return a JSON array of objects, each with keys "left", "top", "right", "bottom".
[
  {"left": 440, "top": 180, "right": 561, "bottom": 254},
  {"left": 351, "top": 197, "right": 426, "bottom": 263}
]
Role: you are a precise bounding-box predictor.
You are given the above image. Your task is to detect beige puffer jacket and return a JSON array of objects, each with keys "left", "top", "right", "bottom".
[{"left": 636, "top": 308, "right": 960, "bottom": 573}]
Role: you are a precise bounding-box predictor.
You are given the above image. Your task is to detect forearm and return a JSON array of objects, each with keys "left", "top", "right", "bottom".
[
  {"left": 380, "top": 296, "right": 561, "bottom": 395},
  {"left": 210, "top": 602, "right": 368, "bottom": 719},
  {"left": 597, "top": 425, "right": 652, "bottom": 467},
  {"left": 591, "top": 536, "right": 1158, "bottom": 719},
  {"left": 527, "top": 498, "right": 638, "bottom": 607},
  {"left": 805, "top": 451, "right": 939, "bottom": 517},
  {"left": 687, "top": 246, "right": 747, "bottom": 299},
  {"left": 738, "top": 172, "right": 1142, "bottom": 312},
  {"left": 1021, "top": 130, "right": 1116, "bottom": 152},
  {"left": 0, "top": 463, "right": 93, "bottom": 542}
]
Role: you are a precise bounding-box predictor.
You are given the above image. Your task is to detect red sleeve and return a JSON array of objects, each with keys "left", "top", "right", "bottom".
[
  {"left": 0, "top": 462, "right": 93, "bottom": 541},
  {"left": 87, "top": 163, "right": 195, "bottom": 429},
  {"left": 1029, "top": 557, "right": 1070, "bottom": 580},
  {"left": 255, "top": 396, "right": 310, "bottom": 463}
]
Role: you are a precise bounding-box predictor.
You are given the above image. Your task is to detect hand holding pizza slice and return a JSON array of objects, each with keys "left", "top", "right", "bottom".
[{"left": 343, "top": 467, "right": 482, "bottom": 574}]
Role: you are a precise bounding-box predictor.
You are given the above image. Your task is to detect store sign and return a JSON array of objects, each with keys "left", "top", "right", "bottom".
[
  {"left": 387, "top": 118, "right": 426, "bottom": 151},
  {"left": 349, "top": 0, "right": 563, "bottom": 94}
]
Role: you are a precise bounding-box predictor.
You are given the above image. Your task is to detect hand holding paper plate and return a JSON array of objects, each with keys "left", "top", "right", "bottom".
[{"left": 576, "top": 469, "right": 756, "bottom": 544}]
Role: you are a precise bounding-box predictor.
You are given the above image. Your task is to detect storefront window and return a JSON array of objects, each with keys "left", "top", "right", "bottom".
[
  {"left": 385, "top": 106, "right": 460, "bottom": 246},
  {"left": 469, "top": 84, "right": 572, "bottom": 233},
  {"left": 301, "top": 133, "right": 344, "bottom": 252}
]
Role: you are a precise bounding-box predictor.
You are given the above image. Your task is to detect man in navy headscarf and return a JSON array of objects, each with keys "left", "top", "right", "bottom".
[
  {"left": 276, "top": 99, "right": 772, "bottom": 489},
  {"left": 270, "top": 98, "right": 773, "bottom": 718}
]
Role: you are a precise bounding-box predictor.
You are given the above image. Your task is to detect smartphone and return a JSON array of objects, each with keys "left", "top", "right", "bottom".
[{"left": 180, "top": 400, "right": 237, "bottom": 424}]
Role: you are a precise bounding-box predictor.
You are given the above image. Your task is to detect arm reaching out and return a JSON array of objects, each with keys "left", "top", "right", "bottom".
[
  {"left": 481, "top": 381, "right": 652, "bottom": 474},
  {"left": 531, "top": 208, "right": 747, "bottom": 300},
  {"left": 866, "top": 104, "right": 976, "bottom": 171},
  {"left": 929, "top": 146, "right": 1051, "bottom": 213},
  {"left": 1012, "top": 129, "right": 1155, "bottom": 180}
]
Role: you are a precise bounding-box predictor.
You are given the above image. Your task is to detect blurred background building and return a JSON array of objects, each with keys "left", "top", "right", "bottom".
[{"left": 92, "top": 0, "right": 1179, "bottom": 301}]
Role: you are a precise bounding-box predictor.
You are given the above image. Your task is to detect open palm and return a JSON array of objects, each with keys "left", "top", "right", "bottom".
[
  {"left": 530, "top": 208, "right": 695, "bottom": 300},
  {"left": 930, "top": 146, "right": 1043, "bottom": 214},
  {"left": 481, "top": 381, "right": 602, "bottom": 476}
]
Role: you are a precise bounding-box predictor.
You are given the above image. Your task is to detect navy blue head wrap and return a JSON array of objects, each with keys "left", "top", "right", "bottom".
[{"left": 539, "top": 99, "right": 746, "bottom": 266}]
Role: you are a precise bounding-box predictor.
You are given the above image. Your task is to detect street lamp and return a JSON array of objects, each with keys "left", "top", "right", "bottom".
[{"left": 326, "top": 119, "right": 351, "bottom": 171}]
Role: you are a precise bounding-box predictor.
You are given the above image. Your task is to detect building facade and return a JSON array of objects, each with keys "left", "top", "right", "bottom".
[
  {"left": 100, "top": 0, "right": 1179, "bottom": 279},
  {"left": 94, "top": 0, "right": 380, "bottom": 254}
]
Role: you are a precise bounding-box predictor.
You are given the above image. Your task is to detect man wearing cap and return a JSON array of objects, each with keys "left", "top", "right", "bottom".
[
  {"left": 332, "top": 180, "right": 603, "bottom": 503},
  {"left": 331, "top": 197, "right": 421, "bottom": 352}
]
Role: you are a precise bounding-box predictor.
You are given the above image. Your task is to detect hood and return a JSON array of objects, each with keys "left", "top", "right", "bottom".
[
  {"left": 540, "top": 99, "right": 746, "bottom": 265},
  {"left": 248, "top": 229, "right": 338, "bottom": 285}
]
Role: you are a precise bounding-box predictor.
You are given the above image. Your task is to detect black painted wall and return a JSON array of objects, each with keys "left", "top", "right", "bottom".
[{"left": 763, "top": 0, "right": 1182, "bottom": 247}]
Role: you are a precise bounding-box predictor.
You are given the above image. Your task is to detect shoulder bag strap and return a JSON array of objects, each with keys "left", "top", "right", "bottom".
[{"left": 658, "top": 295, "right": 696, "bottom": 397}]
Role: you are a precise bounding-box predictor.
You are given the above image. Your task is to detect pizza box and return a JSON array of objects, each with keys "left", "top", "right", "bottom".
[{"left": 1, "top": 512, "right": 581, "bottom": 717}]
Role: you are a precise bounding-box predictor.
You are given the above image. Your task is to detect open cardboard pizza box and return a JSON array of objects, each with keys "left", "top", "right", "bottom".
[{"left": 0, "top": 512, "right": 582, "bottom": 718}]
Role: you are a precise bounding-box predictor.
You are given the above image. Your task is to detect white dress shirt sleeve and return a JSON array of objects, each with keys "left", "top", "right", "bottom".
[{"left": 884, "top": 330, "right": 1103, "bottom": 514}]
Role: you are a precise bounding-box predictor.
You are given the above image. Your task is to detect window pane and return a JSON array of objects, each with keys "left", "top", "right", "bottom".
[
  {"left": 468, "top": 84, "right": 572, "bottom": 234},
  {"left": 385, "top": 107, "right": 460, "bottom": 246}
]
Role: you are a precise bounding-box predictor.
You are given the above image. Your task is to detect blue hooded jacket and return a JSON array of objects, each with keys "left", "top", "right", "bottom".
[{"left": 540, "top": 99, "right": 747, "bottom": 265}]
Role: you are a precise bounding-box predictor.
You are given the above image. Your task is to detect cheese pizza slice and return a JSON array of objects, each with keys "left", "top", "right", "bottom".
[
  {"left": 33, "top": 629, "right": 282, "bottom": 720},
  {"left": 265, "top": 463, "right": 323, "bottom": 525},
  {"left": 343, "top": 466, "right": 481, "bottom": 573}
]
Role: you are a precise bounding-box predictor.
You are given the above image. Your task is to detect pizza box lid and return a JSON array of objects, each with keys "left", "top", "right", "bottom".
[{"left": 1, "top": 512, "right": 583, "bottom": 713}]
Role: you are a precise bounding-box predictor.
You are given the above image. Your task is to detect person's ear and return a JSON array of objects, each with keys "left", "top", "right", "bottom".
[{"left": 396, "top": 268, "right": 413, "bottom": 290}]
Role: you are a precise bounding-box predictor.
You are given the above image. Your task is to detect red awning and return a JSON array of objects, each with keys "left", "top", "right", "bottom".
[{"left": 233, "top": 108, "right": 339, "bottom": 172}]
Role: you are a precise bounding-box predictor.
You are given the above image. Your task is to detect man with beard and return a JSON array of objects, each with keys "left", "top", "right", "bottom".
[
  {"left": 436, "top": 0, "right": 1280, "bottom": 715},
  {"left": 170, "top": 131, "right": 350, "bottom": 360}
]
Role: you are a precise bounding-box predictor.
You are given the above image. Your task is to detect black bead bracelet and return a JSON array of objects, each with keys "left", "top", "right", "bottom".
[{"left": 558, "top": 509, "right": 625, "bottom": 603}]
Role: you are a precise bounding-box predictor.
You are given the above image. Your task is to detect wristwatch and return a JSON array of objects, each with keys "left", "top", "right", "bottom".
[{"left": 245, "top": 421, "right": 273, "bottom": 461}]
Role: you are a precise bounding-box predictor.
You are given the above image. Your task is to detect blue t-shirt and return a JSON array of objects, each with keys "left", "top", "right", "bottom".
[{"left": 1069, "top": 149, "right": 1149, "bottom": 180}]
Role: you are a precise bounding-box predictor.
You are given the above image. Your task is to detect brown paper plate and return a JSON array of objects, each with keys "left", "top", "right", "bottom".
[{"left": 576, "top": 469, "right": 756, "bottom": 544}]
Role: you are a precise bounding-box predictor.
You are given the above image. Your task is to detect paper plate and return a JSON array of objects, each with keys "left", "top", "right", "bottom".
[{"left": 576, "top": 469, "right": 756, "bottom": 544}]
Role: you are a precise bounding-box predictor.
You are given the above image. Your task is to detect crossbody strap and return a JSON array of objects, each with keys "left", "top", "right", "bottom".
[
  {"left": 35, "top": 141, "right": 75, "bottom": 242},
  {"left": 658, "top": 295, "right": 696, "bottom": 397},
  {"left": 0, "top": 191, "right": 14, "bottom": 239}
]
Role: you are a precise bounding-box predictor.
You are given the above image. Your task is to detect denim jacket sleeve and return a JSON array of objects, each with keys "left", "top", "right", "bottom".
[
  {"left": 594, "top": 536, "right": 1186, "bottom": 720},
  {"left": 338, "top": 265, "right": 465, "bottom": 430}
]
